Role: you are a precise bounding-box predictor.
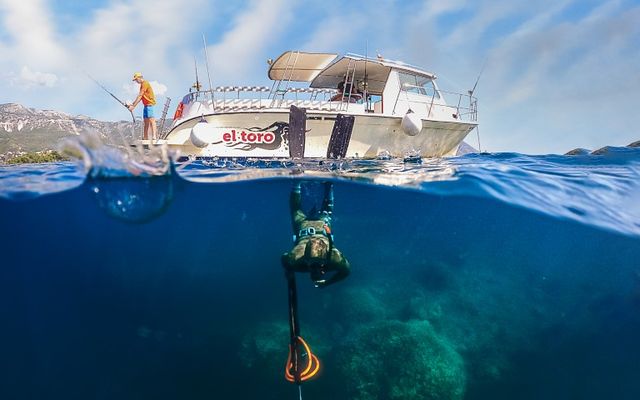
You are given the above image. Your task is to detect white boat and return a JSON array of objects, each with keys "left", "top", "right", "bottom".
[{"left": 159, "top": 51, "right": 478, "bottom": 159}]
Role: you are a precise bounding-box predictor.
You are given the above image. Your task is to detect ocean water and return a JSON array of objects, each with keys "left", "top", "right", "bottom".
[{"left": 1, "top": 144, "right": 640, "bottom": 400}]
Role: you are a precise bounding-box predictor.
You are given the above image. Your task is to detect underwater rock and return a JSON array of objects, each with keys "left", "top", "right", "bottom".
[
  {"left": 239, "top": 322, "right": 289, "bottom": 372},
  {"left": 321, "top": 286, "right": 390, "bottom": 329},
  {"left": 337, "top": 319, "right": 466, "bottom": 400},
  {"left": 407, "top": 291, "right": 444, "bottom": 321}
]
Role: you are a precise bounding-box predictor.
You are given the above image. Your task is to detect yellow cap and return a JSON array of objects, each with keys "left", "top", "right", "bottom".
[{"left": 132, "top": 72, "right": 143, "bottom": 81}]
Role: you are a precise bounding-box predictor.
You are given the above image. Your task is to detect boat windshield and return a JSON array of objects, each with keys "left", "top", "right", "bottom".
[{"left": 398, "top": 72, "right": 439, "bottom": 98}]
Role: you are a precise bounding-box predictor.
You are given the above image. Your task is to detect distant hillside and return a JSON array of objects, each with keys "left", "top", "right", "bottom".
[
  {"left": 0, "top": 103, "right": 150, "bottom": 156},
  {"left": 456, "top": 141, "right": 478, "bottom": 155}
]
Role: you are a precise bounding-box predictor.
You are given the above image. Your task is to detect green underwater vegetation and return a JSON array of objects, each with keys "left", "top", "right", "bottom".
[
  {"left": 237, "top": 236, "right": 640, "bottom": 399},
  {"left": 239, "top": 281, "right": 469, "bottom": 399},
  {"left": 337, "top": 319, "right": 465, "bottom": 400}
]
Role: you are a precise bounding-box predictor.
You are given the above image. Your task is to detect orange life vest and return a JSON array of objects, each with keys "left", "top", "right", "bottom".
[{"left": 173, "top": 102, "right": 184, "bottom": 120}]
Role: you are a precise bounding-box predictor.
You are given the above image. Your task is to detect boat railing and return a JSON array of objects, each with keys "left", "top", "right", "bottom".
[
  {"left": 395, "top": 83, "right": 477, "bottom": 122},
  {"left": 181, "top": 86, "right": 349, "bottom": 113},
  {"left": 178, "top": 86, "right": 477, "bottom": 120},
  {"left": 438, "top": 89, "right": 478, "bottom": 122}
]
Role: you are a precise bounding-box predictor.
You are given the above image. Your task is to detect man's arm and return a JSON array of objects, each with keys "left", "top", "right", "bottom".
[
  {"left": 321, "top": 182, "right": 334, "bottom": 215},
  {"left": 127, "top": 84, "right": 146, "bottom": 111},
  {"left": 316, "top": 249, "right": 350, "bottom": 288},
  {"left": 290, "top": 182, "right": 305, "bottom": 231},
  {"left": 317, "top": 258, "right": 350, "bottom": 288}
]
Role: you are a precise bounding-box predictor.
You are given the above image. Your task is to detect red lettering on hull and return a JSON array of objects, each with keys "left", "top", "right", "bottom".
[{"left": 221, "top": 129, "right": 276, "bottom": 145}]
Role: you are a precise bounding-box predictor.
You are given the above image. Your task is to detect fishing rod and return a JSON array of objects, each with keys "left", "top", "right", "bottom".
[
  {"left": 202, "top": 34, "right": 215, "bottom": 108},
  {"left": 86, "top": 73, "right": 136, "bottom": 124},
  {"left": 468, "top": 59, "right": 486, "bottom": 153},
  {"left": 468, "top": 58, "right": 487, "bottom": 97},
  {"left": 363, "top": 40, "right": 369, "bottom": 110},
  {"left": 193, "top": 57, "right": 202, "bottom": 92}
]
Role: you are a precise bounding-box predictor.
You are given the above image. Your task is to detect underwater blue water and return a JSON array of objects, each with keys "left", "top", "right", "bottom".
[{"left": 1, "top": 147, "right": 640, "bottom": 400}]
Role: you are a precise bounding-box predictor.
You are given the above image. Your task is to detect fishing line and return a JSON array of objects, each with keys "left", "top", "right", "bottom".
[
  {"left": 85, "top": 72, "right": 140, "bottom": 156},
  {"left": 85, "top": 73, "right": 136, "bottom": 124}
]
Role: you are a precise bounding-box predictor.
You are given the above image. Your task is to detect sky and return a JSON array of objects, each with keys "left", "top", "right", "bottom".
[{"left": 1, "top": 0, "right": 639, "bottom": 154}]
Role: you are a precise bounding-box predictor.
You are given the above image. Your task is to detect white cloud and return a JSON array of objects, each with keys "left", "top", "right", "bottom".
[
  {"left": 422, "top": 0, "right": 468, "bottom": 18},
  {"left": 0, "top": 0, "right": 67, "bottom": 68},
  {"left": 123, "top": 80, "right": 168, "bottom": 97},
  {"left": 410, "top": 0, "right": 638, "bottom": 150},
  {"left": 149, "top": 81, "right": 168, "bottom": 96},
  {"left": 582, "top": 0, "right": 622, "bottom": 23},
  {"left": 207, "top": 0, "right": 294, "bottom": 82},
  {"left": 442, "top": 2, "right": 520, "bottom": 48},
  {"left": 10, "top": 66, "right": 59, "bottom": 88},
  {"left": 301, "top": 15, "right": 363, "bottom": 52}
]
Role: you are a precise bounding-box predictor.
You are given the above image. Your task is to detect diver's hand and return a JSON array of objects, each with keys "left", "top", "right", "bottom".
[
  {"left": 314, "top": 279, "right": 327, "bottom": 288},
  {"left": 324, "top": 181, "right": 333, "bottom": 194}
]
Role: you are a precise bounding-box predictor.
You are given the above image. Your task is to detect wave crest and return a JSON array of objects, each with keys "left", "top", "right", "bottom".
[{"left": 59, "top": 131, "right": 173, "bottom": 178}]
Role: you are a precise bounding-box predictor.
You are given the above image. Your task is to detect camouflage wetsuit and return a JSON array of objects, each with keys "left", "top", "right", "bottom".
[{"left": 281, "top": 182, "right": 350, "bottom": 288}]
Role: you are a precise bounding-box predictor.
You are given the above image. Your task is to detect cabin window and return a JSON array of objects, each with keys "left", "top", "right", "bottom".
[{"left": 398, "top": 72, "right": 440, "bottom": 99}]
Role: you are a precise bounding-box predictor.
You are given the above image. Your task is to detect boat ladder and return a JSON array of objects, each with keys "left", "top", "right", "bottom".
[
  {"left": 339, "top": 58, "right": 358, "bottom": 111},
  {"left": 270, "top": 51, "right": 301, "bottom": 107},
  {"left": 158, "top": 97, "right": 171, "bottom": 139}
]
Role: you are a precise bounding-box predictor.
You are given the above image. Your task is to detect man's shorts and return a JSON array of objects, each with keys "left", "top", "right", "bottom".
[{"left": 143, "top": 105, "right": 154, "bottom": 119}]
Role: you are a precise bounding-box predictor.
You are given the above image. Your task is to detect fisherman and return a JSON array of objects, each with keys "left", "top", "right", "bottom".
[
  {"left": 127, "top": 72, "right": 157, "bottom": 140},
  {"left": 282, "top": 182, "right": 350, "bottom": 288},
  {"left": 330, "top": 80, "right": 362, "bottom": 103}
]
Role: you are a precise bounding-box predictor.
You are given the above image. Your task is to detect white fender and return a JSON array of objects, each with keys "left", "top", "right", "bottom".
[
  {"left": 190, "top": 121, "right": 212, "bottom": 148},
  {"left": 401, "top": 110, "right": 422, "bottom": 136}
]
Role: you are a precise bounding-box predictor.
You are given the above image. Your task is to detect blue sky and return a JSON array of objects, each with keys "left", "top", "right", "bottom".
[{"left": 1, "top": 0, "right": 639, "bottom": 154}]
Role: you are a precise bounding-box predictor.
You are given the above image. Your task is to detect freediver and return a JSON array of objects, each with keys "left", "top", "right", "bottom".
[{"left": 281, "top": 182, "right": 350, "bottom": 288}]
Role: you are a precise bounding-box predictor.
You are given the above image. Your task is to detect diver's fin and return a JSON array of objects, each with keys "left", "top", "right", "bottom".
[
  {"left": 326, "top": 114, "right": 354, "bottom": 159},
  {"left": 289, "top": 105, "right": 307, "bottom": 159}
]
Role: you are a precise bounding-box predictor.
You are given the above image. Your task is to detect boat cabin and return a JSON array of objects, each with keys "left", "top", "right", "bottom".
[{"left": 267, "top": 51, "right": 470, "bottom": 120}]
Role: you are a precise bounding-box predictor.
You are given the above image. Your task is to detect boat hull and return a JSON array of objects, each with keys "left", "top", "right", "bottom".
[{"left": 163, "top": 111, "right": 476, "bottom": 158}]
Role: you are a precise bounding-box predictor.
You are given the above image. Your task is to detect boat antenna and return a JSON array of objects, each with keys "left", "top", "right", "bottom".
[
  {"left": 193, "top": 57, "right": 202, "bottom": 94},
  {"left": 468, "top": 58, "right": 486, "bottom": 153},
  {"left": 85, "top": 73, "right": 135, "bottom": 124},
  {"left": 468, "top": 58, "right": 486, "bottom": 97},
  {"left": 202, "top": 34, "right": 215, "bottom": 109}
]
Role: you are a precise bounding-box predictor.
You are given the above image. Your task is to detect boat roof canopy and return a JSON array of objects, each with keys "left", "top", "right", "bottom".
[
  {"left": 309, "top": 54, "right": 436, "bottom": 95},
  {"left": 268, "top": 51, "right": 338, "bottom": 82},
  {"left": 268, "top": 52, "right": 437, "bottom": 95}
]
